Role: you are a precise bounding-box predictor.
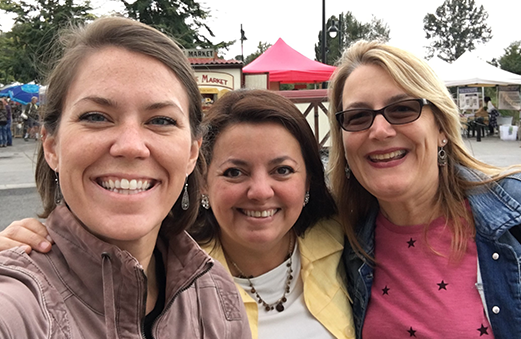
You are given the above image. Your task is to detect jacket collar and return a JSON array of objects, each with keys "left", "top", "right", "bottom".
[{"left": 456, "top": 165, "right": 521, "bottom": 239}]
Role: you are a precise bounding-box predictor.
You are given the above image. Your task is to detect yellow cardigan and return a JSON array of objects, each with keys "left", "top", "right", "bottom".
[{"left": 201, "top": 218, "right": 355, "bottom": 339}]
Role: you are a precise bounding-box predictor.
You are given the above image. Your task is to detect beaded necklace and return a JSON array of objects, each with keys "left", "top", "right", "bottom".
[{"left": 229, "top": 236, "right": 294, "bottom": 312}]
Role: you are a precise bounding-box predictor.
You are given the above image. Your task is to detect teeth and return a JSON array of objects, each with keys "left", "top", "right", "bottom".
[
  {"left": 369, "top": 150, "right": 406, "bottom": 161},
  {"left": 243, "top": 209, "right": 276, "bottom": 218},
  {"left": 100, "top": 178, "right": 152, "bottom": 194}
]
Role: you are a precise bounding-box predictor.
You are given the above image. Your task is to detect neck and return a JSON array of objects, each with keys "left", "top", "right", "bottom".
[
  {"left": 379, "top": 196, "right": 441, "bottom": 226},
  {"left": 223, "top": 232, "right": 294, "bottom": 278}
]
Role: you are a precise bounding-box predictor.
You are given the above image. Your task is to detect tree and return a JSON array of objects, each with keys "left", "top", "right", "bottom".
[
  {"left": 120, "top": 0, "right": 233, "bottom": 51},
  {"left": 0, "top": 0, "right": 95, "bottom": 83},
  {"left": 423, "top": 0, "right": 492, "bottom": 62},
  {"left": 498, "top": 41, "right": 521, "bottom": 75},
  {"left": 315, "top": 12, "right": 390, "bottom": 65},
  {"left": 237, "top": 41, "right": 272, "bottom": 65}
]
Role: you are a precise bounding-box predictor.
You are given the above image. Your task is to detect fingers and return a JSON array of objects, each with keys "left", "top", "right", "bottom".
[{"left": 0, "top": 218, "right": 52, "bottom": 253}]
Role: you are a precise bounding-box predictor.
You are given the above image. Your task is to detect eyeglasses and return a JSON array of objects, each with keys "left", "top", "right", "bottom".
[{"left": 335, "top": 98, "right": 430, "bottom": 132}]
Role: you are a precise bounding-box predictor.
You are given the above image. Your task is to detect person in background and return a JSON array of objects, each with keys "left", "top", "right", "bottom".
[
  {"left": 3, "top": 98, "right": 12, "bottom": 146},
  {"left": 0, "top": 16, "right": 250, "bottom": 339},
  {"left": 23, "top": 96, "right": 39, "bottom": 141},
  {"left": 328, "top": 40, "right": 521, "bottom": 338},
  {"left": 484, "top": 96, "right": 499, "bottom": 135},
  {"left": 0, "top": 99, "right": 7, "bottom": 147},
  {"left": 0, "top": 89, "right": 355, "bottom": 339}
]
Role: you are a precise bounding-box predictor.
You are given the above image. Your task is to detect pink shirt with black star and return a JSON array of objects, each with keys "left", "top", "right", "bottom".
[{"left": 362, "top": 212, "right": 494, "bottom": 338}]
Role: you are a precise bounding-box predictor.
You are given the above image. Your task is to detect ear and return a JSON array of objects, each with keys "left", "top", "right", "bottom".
[
  {"left": 186, "top": 136, "right": 202, "bottom": 176},
  {"left": 438, "top": 131, "right": 448, "bottom": 147},
  {"left": 41, "top": 127, "right": 59, "bottom": 170}
]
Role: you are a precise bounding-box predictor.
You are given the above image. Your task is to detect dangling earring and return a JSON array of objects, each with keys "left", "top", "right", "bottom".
[
  {"left": 181, "top": 176, "right": 189, "bottom": 210},
  {"left": 303, "top": 191, "right": 310, "bottom": 206},
  {"left": 438, "top": 139, "right": 447, "bottom": 167},
  {"left": 201, "top": 194, "right": 210, "bottom": 210},
  {"left": 54, "top": 168, "right": 62, "bottom": 205},
  {"left": 345, "top": 164, "right": 351, "bottom": 179}
]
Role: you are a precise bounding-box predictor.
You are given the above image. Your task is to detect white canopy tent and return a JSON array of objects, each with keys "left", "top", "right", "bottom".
[{"left": 428, "top": 52, "right": 521, "bottom": 87}]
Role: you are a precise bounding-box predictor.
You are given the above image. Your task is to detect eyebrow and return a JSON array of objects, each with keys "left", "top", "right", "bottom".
[
  {"left": 220, "top": 156, "right": 297, "bottom": 168},
  {"left": 344, "top": 94, "right": 411, "bottom": 110},
  {"left": 75, "top": 96, "right": 184, "bottom": 113}
]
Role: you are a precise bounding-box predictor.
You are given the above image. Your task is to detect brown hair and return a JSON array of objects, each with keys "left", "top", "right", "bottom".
[
  {"left": 35, "top": 16, "right": 203, "bottom": 235},
  {"left": 328, "top": 40, "right": 518, "bottom": 259},
  {"left": 190, "top": 89, "right": 337, "bottom": 243}
]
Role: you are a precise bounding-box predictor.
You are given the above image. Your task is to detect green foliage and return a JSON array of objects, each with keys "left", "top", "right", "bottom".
[
  {"left": 315, "top": 12, "right": 390, "bottom": 65},
  {"left": 498, "top": 41, "right": 521, "bottom": 75},
  {"left": 423, "top": 0, "right": 492, "bottom": 62},
  {"left": 120, "top": 0, "right": 234, "bottom": 52},
  {"left": 238, "top": 41, "right": 272, "bottom": 65},
  {"left": 0, "top": 0, "right": 95, "bottom": 83}
]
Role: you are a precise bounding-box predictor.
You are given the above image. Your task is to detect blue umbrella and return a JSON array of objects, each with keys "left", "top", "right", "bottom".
[{"left": 0, "top": 84, "right": 40, "bottom": 105}]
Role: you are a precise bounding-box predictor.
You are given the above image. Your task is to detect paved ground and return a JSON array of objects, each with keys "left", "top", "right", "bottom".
[{"left": 0, "top": 132, "right": 520, "bottom": 229}]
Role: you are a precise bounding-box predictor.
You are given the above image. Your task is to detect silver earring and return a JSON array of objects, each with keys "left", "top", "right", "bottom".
[
  {"left": 201, "top": 194, "right": 210, "bottom": 210},
  {"left": 303, "top": 191, "right": 310, "bottom": 206},
  {"left": 181, "top": 177, "right": 189, "bottom": 210},
  {"left": 438, "top": 146, "right": 447, "bottom": 167},
  {"left": 54, "top": 168, "right": 62, "bottom": 205},
  {"left": 345, "top": 164, "right": 351, "bottom": 179}
]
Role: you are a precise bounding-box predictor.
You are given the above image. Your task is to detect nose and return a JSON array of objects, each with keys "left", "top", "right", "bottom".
[
  {"left": 247, "top": 173, "right": 274, "bottom": 202},
  {"left": 368, "top": 114, "right": 396, "bottom": 140},
  {"left": 109, "top": 121, "right": 150, "bottom": 159}
]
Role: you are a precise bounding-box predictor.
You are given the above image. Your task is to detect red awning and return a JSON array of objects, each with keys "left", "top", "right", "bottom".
[{"left": 243, "top": 38, "right": 336, "bottom": 83}]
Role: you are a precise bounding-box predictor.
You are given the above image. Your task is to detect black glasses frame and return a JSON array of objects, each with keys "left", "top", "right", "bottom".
[{"left": 335, "top": 98, "right": 430, "bottom": 132}]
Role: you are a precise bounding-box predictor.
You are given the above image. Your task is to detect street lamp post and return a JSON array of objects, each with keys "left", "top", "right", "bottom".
[{"left": 321, "top": 0, "right": 326, "bottom": 65}]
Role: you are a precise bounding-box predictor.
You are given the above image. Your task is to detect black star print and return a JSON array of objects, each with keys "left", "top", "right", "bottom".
[
  {"left": 478, "top": 324, "right": 489, "bottom": 336},
  {"left": 382, "top": 285, "right": 390, "bottom": 295},
  {"left": 407, "top": 326, "right": 417, "bottom": 337},
  {"left": 407, "top": 238, "right": 416, "bottom": 248},
  {"left": 437, "top": 280, "right": 448, "bottom": 290}
]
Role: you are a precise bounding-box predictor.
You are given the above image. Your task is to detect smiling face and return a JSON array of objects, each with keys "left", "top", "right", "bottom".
[
  {"left": 341, "top": 64, "right": 445, "bottom": 210},
  {"left": 205, "top": 122, "right": 308, "bottom": 255},
  {"left": 42, "top": 46, "right": 200, "bottom": 247}
]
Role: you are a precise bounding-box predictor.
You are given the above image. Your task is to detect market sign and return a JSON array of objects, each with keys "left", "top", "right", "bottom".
[
  {"left": 195, "top": 71, "right": 234, "bottom": 90},
  {"left": 498, "top": 86, "right": 520, "bottom": 110},
  {"left": 184, "top": 49, "right": 215, "bottom": 58}
]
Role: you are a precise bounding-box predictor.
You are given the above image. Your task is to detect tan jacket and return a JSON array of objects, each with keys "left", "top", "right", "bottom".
[
  {"left": 202, "top": 218, "right": 355, "bottom": 339},
  {"left": 0, "top": 205, "right": 251, "bottom": 339}
]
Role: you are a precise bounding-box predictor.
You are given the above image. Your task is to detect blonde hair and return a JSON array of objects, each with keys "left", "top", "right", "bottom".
[{"left": 328, "top": 40, "right": 518, "bottom": 259}]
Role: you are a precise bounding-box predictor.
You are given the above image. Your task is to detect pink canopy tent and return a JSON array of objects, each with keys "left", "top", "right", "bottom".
[{"left": 243, "top": 38, "right": 336, "bottom": 83}]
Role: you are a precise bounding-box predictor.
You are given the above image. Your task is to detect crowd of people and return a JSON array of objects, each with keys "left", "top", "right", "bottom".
[
  {"left": 0, "top": 96, "right": 39, "bottom": 147},
  {"left": 0, "top": 16, "right": 519, "bottom": 339}
]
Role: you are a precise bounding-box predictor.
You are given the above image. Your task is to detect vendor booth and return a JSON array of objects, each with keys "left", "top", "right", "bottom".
[{"left": 243, "top": 38, "right": 336, "bottom": 90}]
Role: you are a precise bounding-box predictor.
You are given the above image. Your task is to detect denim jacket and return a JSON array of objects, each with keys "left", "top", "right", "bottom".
[{"left": 343, "top": 166, "right": 521, "bottom": 338}]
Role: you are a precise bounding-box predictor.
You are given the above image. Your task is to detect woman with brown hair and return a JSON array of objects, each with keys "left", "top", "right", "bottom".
[{"left": 0, "top": 17, "right": 250, "bottom": 338}]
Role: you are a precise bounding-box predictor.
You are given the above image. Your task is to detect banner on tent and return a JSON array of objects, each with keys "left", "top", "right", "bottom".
[
  {"left": 458, "top": 87, "right": 480, "bottom": 110},
  {"left": 498, "top": 86, "right": 520, "bottom": 110}
]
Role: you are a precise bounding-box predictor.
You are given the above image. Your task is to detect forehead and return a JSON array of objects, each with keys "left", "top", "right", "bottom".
[
  {"left": 213, "top": 122, "right": 301, "bottom": 157},
  {"left": 64, "top": 46, "right": 189, "bottom": 111}
]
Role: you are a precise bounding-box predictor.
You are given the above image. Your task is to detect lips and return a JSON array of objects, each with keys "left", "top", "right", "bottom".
[
  {"left": 240, "top": 208, "right": 278, "bottom": 218},
  {"left": 97, "top": 177, "right": 156, "bottom": 195},
  {"left": 368, "top": 150, "right": 407, "bottom": 162}
]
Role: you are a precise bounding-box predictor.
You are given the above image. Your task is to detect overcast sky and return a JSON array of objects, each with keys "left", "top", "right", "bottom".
[
  {"left": 0, "top": 0, "right": 519, "bottom": 64},
  {"left": 202, "top": 0, "right": 521, "bottom": 63}
]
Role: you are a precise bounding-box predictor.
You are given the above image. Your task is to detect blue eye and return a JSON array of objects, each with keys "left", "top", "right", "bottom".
[
  {"left": 80, "top": 112, "right": 107, "bottom": 122},
  {"left": 223, "top": 168, "right": 242, "bottom": 178},
  {"left": 148, "top": 116, "right": 177, "bottom": 126}
]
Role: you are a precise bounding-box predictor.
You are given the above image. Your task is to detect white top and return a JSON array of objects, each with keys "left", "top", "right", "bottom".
[
  {"left": 234, "top": 244, "right": 335, "bottom": 339},
  {"left": 487, "top": 101, "right": 496, "bottom": 113}
]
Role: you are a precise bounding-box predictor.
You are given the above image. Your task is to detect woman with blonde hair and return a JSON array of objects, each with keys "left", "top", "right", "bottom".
[{"left": 328, "top": 40, "right": 521, "bottom": 338}]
